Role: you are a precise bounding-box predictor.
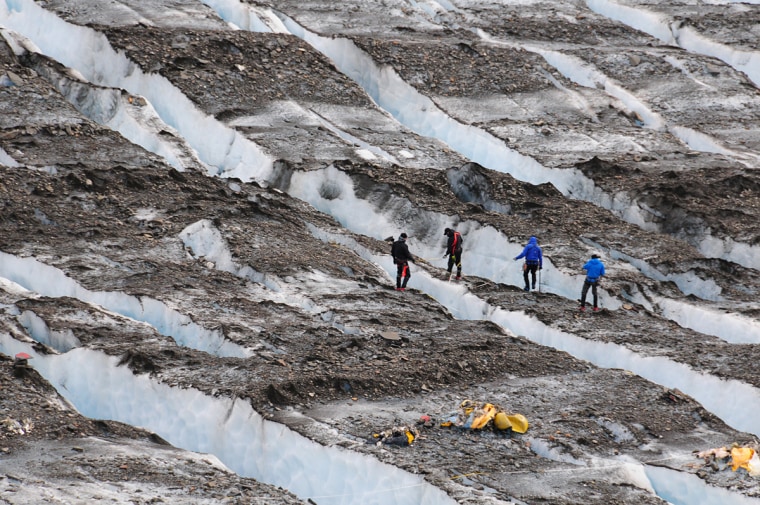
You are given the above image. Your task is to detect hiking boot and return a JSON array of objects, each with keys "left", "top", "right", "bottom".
[
  {"left": 579, "top": 306, "right": 586, "bottom": 312},
  {"left": 395, "top": 287, "right": 403, "bottom": 291},
  {"left": 455, "top": 276, "right": 461, "bottom": 281},
  {"left": 523, "top": 286, "right": 529, "bottom": 291},
  {"left": 593, "top": 307, "right": 599, "bottom": 312},
  {"left": 532, "top": 284, "right": 536, "bottom": 290}
]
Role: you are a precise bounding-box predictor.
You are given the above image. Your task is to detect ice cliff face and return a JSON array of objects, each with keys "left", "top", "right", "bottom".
[{"left": 1, "top": 1, "right": 760, "bottom": 504}]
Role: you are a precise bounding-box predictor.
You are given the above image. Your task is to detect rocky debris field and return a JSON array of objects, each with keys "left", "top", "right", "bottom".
[{"left": 1, "top": 0, "right": 760, "bottom": 504}]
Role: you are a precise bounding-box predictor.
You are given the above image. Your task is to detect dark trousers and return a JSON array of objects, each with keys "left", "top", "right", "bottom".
[
  {"left": 523, "top": 262, "right": 538, "bottom": 289},
  {"left": 580, "top": 280, "right": 598, "bottom": 308},
  {"left": 447, "top": 252, "right": 462, "bottom": 277},
  {"left": 396, "top": 262, "right": 410, "bottom": 288}
]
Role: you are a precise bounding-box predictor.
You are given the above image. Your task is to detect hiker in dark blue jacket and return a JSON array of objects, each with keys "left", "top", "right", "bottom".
[
  {"left": 580, "top": 254, "right": 605, "bottom": 311},
  {"left": 514, "top": 236, "right": 543, "bottom": 291}
]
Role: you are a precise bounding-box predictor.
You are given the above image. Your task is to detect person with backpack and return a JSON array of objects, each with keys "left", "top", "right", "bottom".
[
  {"left": 514, "top": 236, "right": 543, "bottom": 291},
  {"left": 580, "top": 254, "right": 605, "bottom": 311},
  {"left": 443, "top": 227, "right": 464, "bottom": 280},
  {"left": 391, "top": 233, "right": 416, "bottom": 291}
]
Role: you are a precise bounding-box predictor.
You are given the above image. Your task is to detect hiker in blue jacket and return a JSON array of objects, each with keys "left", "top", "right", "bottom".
[
  {"left": 514, "top": 236, "right": 543, "bottom": 291},
  {"left": 580, "top": 254, "right": 605, "bottom": 311}
]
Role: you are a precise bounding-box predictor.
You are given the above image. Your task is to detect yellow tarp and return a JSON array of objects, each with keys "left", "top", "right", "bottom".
[
  {"left": 731, "top": 447, "right": 756, "bottom": 472},
  {"left": 506, "top": 413, "right": 529, "bottom": 434},
  {"left": 440, "top": 400, "right": 529, "bottom": 433},
  {"left": 470, "top": 403, "right": 497, "bottom": 429}
]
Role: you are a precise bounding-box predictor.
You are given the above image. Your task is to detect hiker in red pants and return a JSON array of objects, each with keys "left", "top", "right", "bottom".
[{"left": 391, "top": 233, "right": 416, "bottom": 291}]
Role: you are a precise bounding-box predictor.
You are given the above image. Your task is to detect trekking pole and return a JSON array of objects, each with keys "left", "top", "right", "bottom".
[{"left": 538, "top": 268, "right": 542, "bottom": 293}]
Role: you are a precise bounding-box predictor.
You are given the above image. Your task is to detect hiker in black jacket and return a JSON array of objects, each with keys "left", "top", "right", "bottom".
[{"left": 391, "top": 233, "right": 416, "bottom": 291}]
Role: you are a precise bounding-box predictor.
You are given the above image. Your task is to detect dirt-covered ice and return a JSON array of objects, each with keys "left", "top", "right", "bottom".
[{"left": 1, "top": 0, "right": 760, "bottom": 504}]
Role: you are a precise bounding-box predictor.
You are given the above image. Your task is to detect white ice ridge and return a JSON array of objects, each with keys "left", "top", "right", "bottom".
[
  {"left": 179, "top": 219, "right": 327, "bottom": 314},
  {"left": 607, "top": 247, "right": 722, "bottom": 300},
  {"left": 0, "top": 251, "right": 249, "bottom": 358},
  {"left": 278, "top": 14, "right": 570, "bottom": 186},
  {"left": 0, "top": 335, "right": 456, "bottom": 505},
  {"left": 656, "top": 297, "right": 760, "bottom": 345},
  {"left": 586, "top": 0, "right": 760, "bottom": 88},
  {"left": 603, "top": 248, "right": 760, "bottom": 344},
  {"left": 526, "top": 448, "right": 760, "bottom": 505},
  {"left": 34, "top": 55, "right": 205, "bottom": 173},
  {"left": 200, "top": 0, "right": 289, "bottom": 33},
  {"left": 646, "top": 464, "right": 760, "bottom": 505},
  {"left": 204, "top": 1, "right": 570, "bottom": 186},
  {"left": 528, "top": 436, "right": 589, "bottom": 466},
  {"left": 479, "top": 31, "right": 758, "bottom": 166},
  {"left": 310, "top": 226, "right": 760, "bottom": 438},
  {"left": 18, "top": 310, "right": 81, "bottom": 352},
  {"left": 485, "top": 304, "right": 760, "bottom": 438},
  {"left": 0, "top": 24, "right": 206, "bottom": 173},
  {"left": 698, "top": 234, "right": 760, "bottom": 272},
  {"left": 0, "top": 0, "right": 273, "bottom": 182}
]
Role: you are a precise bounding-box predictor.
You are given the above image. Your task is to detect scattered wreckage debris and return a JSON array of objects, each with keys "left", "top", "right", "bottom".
[
  {"left": 696, "top": 443, "right": 760, "bottom": 476},
  {"left": 369, "top": 400, "right": 530, "bottom": 448},
  {"left": 440, "top": 400, "right": 529, "bottom": 434},
  {"left": 663, "top": 387, "right": 689, "bottom": 404},
  {"left": 1, "top": 416, "right": 34, "bottom": 436},
  {"left": 371, "top": 425, "right": 420, "bottom": 446}
]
